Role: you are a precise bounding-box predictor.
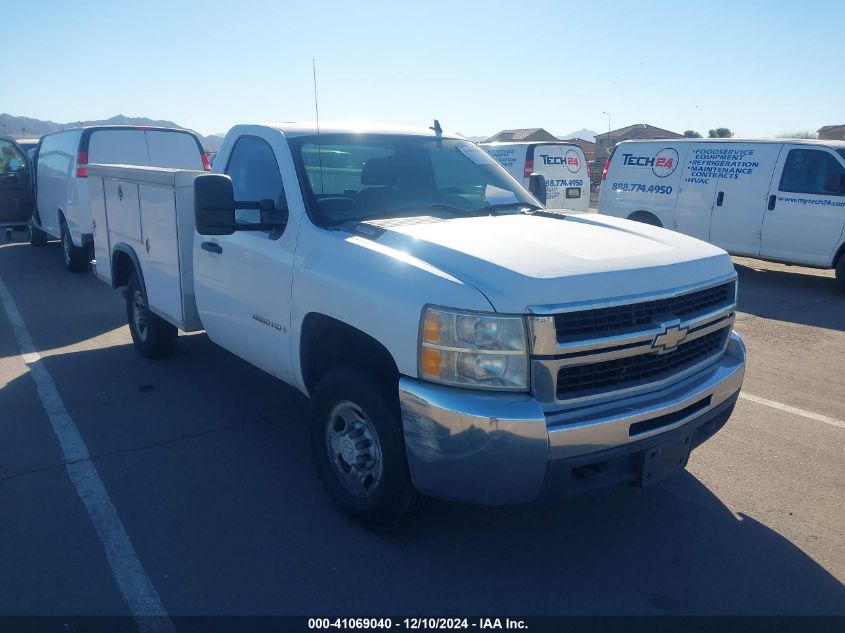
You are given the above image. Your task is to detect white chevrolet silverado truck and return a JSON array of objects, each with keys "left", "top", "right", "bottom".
[{"left": 88, "top": 122, "right": 746, "bottom": 528}]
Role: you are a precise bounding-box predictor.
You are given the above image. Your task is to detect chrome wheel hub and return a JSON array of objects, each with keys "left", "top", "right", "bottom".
[
  {"left": 132, "top": 290, "right": 149, "bottom": 341},
  {"left": 326, "top": 401, "right": 383, "bottom": 498}
]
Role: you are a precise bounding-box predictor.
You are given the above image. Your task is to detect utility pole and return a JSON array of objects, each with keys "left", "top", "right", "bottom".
[{"left": 602, "top": 112, "right": 610, "bottom": 134}]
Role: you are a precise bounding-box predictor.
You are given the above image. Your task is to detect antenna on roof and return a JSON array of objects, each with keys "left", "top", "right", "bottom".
[
  {"left": 312, "top": 58, "right": 324, "bottom": 194},
  {"left": 430, "top": 119, "right": 443, "bottom": 147}
]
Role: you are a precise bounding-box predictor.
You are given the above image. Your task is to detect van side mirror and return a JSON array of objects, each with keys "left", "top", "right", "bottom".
[
  {"left": 528, "top": 173, "right": 547, "bottom": 206},
  {"left": 195, "top": 174, "right": 236, "bottom": 235}
]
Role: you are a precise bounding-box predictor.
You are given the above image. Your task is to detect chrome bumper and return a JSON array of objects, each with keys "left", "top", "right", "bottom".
[{"left": 399, "top": 331, "right": 746, "bottom": 504}]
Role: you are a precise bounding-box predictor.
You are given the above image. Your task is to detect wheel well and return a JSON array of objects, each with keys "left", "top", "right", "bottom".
[
  {"left": 628, "top": 210, "right": 662, "bottom": 227},
  {"left": 833, "top": 242, "right": 845, "bottom": 269},
  {"left": 300, "top": 313, "right": 399, "bottom": 397},
  {"left": 111, "top": 249, "right": 136, "bottom": 288}
]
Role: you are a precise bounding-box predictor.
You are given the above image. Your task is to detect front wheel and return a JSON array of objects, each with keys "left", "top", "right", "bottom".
[
  {"left": 310, "top": 367, "right": 421, "bottom": 530},
  {"left": 126, "top": 272, "right": 177, "bottom": 359},
  {"left": 60, "top": 220, "right": 88, "bottom": 272}
]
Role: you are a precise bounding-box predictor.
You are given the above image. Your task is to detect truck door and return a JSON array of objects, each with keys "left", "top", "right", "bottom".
[
  {"left": 708, "top": 143, "right": 781, "bottom": 256},
  {"left": 193, "top": 131, "right": 297, "bottom": 383},
  {"left": 0, "top": 138, "right": 33, "bottom": 224},
  {"left": 761, "top": 146, "right": 845, "bottom": 266}
]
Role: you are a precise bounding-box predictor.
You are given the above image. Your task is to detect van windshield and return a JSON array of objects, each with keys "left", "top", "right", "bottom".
[{"left": 288, "top": 134, "right": 538, "bottom": 226}]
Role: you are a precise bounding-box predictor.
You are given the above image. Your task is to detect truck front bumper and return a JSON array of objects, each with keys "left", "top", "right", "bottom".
[{"left": 398, "top": 331, "right": 746, "bottom": 504}]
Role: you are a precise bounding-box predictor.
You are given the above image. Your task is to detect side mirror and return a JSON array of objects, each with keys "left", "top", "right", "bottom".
[
  {"left": 528, "top": 173, "right": 547, "bottom": 206},
  {"left": 259, "top": 198, "right": 288, "bottom": 229},
  {"left": 195, "top": 174, "right": 236, "bottom": 235}
]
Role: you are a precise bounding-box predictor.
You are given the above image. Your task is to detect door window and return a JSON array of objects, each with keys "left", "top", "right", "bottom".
[
  {"left": 0, "top": 140, "right": 27, "bottom": 174},
  {"left": 779, "top": 149, "right": 845, "bottom": 196},
  {"left": 224, "top": 136, "right": 286, "bottom": 224}
]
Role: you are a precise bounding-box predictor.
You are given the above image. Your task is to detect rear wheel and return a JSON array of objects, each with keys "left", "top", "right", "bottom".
[
  {"left": 310, "top": 366, "right": 421, "bottom": 530},
  {"left": 29, "top": 219, "right": 48, "bottom": 246},
  {"left": 60, "top": 220, "right": 88, "bottom": 272},
  {"left": 835, "top": 255, "right": 845, "bottom": 294},
  {"left": 126, "top": 272, "right": 177, "bottom": 358}
]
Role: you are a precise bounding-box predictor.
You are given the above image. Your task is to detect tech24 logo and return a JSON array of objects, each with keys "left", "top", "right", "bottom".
[
  {"left": 621, "top": 147, "right": 680, "bottom": 178},
  {"left": 539, "top": 149, "right": 581, "bottom": 174}
]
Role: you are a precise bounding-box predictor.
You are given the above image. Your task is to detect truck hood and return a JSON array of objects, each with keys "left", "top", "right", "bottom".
[{"left": 359, "top": 213, "right": 736, "bottom": 313}]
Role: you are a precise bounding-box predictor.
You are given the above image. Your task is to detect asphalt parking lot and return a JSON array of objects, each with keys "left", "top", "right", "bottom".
[{"left": 0, "top": 232, "right": 843, "bottom": 618}]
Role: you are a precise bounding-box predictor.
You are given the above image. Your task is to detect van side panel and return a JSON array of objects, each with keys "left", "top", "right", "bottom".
[
  {"left": 481, "top": 145, "right": 527, "bottom": 182},
  {"left": 707, "top": 143, "right": 782, "bottom": 256},
  {"left": 35, "top": 130, "right": 82, "bottom": 238},
  {"left": 145, "top": 131, "right": 203, "bottom": 170},
  {"left": 600, "top": 141, "right": 687, "bottom": 227}
]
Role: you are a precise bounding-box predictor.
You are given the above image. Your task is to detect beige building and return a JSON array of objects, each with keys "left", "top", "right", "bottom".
[
  {"left": 818, "top": 125, "right": 845, "bottom": 140},
  {"left": 594, "top": 124, "right": 684, "bottom": 164}
]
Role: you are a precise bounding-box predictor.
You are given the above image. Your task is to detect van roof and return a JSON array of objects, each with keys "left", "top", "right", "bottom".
[
  {"left": 479, "top": 141, "right": 581, "bottom": 148},
  {"left": 618, "top": 138, "right": 845, "bottom": 149},
  {"left": 259, "top": 121, "right": 467, "bottom": 139}
]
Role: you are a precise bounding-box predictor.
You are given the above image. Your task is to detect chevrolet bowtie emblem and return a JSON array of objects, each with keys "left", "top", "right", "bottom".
[{"left": 652, "top": 322, "right": 688, "bottom": 353}]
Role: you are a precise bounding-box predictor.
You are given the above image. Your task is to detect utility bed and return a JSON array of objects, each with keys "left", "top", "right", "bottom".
[{"left": 88, "top": 164, "right": 204, "bottom": 331}]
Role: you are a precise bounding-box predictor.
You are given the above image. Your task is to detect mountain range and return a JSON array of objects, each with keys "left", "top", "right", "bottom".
[{"left": 0, "top": 113, "right": 226, "bottom": 151}]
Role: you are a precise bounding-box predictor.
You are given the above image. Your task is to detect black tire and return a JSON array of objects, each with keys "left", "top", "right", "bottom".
[
  {"left": 60, "top": 220, "right": 88, "bottom": 272},
  {"left": 628, "top": 211, "right": 662, "bottom": 227},
  {"left": 836, "top": 255, "right": 845, "bottom": 294},
  {"left": 126, "top": 272, "right": 177, "bottom": 359},
  {"left": 310, "top": 366, "right": 422, "bottom": 530},
  {"left": 29, "top": 219, "right": 48, "bottom": 247}
]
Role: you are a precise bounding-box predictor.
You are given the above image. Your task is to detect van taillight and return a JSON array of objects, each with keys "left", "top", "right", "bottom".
[
  {"left": 201, "top": 153, "right": 211, "bottom": 171},
  {"left": 76, "top": 152, "right": 88, "bottom": 178},
  {"left": 601, "top": 157, "right": 611, "bottom": 181},
  {"left": 523, "top": 159, "right": 534, "bottom": 179}
]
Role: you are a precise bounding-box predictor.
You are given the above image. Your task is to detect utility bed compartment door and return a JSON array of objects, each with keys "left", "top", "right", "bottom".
[
  {"left": 103, "top": 179, "right": 142, "bottom": 243},
  {"left": 139, "top": 184, "right": 183, "bottom": 324},
  {"left": 89, "top": 175, "right": 112, "bottom": 284}
]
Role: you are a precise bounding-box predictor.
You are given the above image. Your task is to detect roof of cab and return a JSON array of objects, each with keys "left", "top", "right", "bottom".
[{"left": 254, "top": 121, "right": 466, "bottom": 139}]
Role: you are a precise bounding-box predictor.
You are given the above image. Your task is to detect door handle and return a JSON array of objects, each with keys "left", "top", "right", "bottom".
[
  {"left": 716, "top": 191, "right": 724, "bottom": 207},
  {"left": 201, "top": 241, "right": 222, "bottom": 254},
  {"left": 768, "top": 194, "right": 776, "bottom": 211}
]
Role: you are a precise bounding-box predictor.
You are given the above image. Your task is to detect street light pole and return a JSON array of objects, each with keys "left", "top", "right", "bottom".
[{"left": 602, "top": 112, "right": 610, "bottom": 134}]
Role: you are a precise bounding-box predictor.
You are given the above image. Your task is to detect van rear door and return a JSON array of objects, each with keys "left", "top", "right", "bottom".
[
  {"left": 145, "top": 130, "right": 204, "bottom": 169},
  {"left": 707, "top": 143, "right": 781, "bottom": 256},
  {"left": 533, "top": 144, "right": 589, "bottom": 211},
  {"left": 761, "top": 145, "right": 845, "bottom": 266},
  {"left": 88, "top": 129, "right": 148, "bottom": 165}
]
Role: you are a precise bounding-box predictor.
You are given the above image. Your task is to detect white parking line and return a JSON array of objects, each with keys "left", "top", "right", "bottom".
[
  {"left": 0, "top": 275, "right": 173, "bottom": 633},
  {"left": 740, "top": 393, "right": 845, "bottom": 430}
]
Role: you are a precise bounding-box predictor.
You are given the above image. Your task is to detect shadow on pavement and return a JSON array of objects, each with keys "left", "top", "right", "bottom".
[
  {"left": 734, "top": 262, "right": 844, "bottom": 332},
  {"left": 1, "top": 333, "right": 843, "bottom": 615}
]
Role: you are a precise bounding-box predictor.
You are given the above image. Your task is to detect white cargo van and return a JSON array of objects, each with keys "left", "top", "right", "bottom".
[
  {"left": 480, "top": 141, "right": 590, "bottom": 212},
  {"left": 598, "top": 139, "right": 845, "bottom": 289},
  {"left": 87, "top": 121, "right": 745, "bottom": 528},
  {"left": 31, "top": 126, "right": 209, "bottom": 271}
]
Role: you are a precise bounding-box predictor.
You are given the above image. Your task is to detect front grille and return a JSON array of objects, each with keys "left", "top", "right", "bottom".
[
  {"left": 554, "top": 282, "right": 734, "bottom": 340},
  {"left": 556, "top": 327, "right": 730, "bottom": 398}
]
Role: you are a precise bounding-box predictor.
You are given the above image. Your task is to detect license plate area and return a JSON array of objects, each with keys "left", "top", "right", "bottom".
[{"left": 641, "top": 433, "right": 693, "bottom": 486}]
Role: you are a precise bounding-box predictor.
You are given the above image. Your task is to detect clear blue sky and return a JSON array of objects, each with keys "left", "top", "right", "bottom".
[{"left": 7, "top": 0, "right": 843, "bottom": 138}]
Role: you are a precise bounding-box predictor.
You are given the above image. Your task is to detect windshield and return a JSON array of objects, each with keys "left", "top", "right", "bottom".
[{"left": 288, "top": 134, "right": 538, "bottom": 226}]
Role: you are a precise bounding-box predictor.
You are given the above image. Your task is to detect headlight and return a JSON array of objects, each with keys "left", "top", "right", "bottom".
[{"left": 419, "top": 306, "right": 529, "bottom": 391}]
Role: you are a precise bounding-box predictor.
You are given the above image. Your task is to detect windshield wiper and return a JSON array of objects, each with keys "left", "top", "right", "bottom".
[
  {"left": 353, "top": 204, "right": 486, "bottom": 222},
  {"left": 483, "top": 202, "right": 541, "bottom": 214}
]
